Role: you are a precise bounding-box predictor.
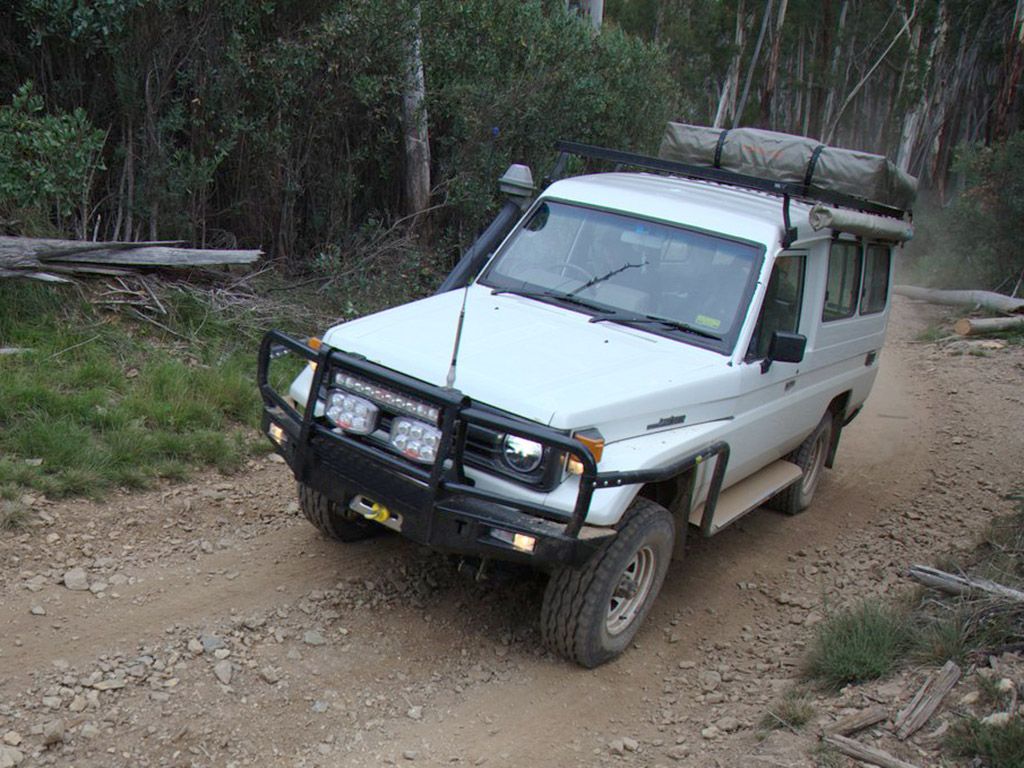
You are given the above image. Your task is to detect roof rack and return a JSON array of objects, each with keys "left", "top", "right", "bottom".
[{"left": 551, "top": 140, "right": 907, "bottom": 221}]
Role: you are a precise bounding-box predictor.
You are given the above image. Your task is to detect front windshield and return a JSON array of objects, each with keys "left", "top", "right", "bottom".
[{"left": 480, "top": 201, "right": 763, "bottom": 350}]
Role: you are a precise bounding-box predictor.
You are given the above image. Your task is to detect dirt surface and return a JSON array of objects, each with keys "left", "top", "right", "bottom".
[{"left": 2, "top": 297, "right": 1022, "bottom": 768}]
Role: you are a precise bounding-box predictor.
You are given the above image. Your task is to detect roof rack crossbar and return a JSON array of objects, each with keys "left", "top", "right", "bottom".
[{"left": 554, "top": 140, "right": 907, "bottom": 220}]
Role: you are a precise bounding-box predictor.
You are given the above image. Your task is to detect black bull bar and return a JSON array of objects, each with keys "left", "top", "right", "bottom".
[{"left": 257, "top": 331, "right": 729, "bottom": 566}]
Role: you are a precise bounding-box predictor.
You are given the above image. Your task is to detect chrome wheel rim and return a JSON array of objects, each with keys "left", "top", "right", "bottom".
[{"left": 606, "top": 545, "right": 657, "bottom": 636}]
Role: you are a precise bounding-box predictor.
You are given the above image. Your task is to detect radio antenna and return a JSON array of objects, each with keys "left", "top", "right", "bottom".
[{"left": 445, "top": 283, "right": 471, "bottom": 389}]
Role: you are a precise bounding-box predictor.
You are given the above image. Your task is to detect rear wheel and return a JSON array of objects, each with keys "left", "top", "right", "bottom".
[
  {"left": 298, "top": 483, "right": 379, "bottom": 542},
  {"left": 541, "top": 497, "right": 674, "bottom": 668},
  {"left": 768, "top": 412, "right": 834, "bottom": 515}
]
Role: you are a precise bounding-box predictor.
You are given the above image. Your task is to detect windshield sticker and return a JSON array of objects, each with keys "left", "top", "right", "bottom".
[{"left": 695, "top": 314, "right": 722, "bottom": 329}]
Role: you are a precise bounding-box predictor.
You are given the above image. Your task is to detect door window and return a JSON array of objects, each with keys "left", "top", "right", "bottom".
[{"left": 748, "top": 253, "right": 805, "bottom": 360}]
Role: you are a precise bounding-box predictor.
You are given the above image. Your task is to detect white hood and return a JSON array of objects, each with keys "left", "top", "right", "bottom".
[{"left": 322, "top": 285, "right": 737, "bottom": 438}]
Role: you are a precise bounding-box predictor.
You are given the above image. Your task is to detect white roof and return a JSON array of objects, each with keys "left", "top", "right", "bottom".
[{"left": 542, "top": 172, "right": 815, "bottom": 250}]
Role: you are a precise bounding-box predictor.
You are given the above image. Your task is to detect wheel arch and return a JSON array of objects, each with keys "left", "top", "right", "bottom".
[{"left": 824, "top": 391, "right": 850, "bottom": 468}]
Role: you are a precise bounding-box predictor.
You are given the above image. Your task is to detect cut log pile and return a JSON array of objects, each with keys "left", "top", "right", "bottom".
[{"left": 0, "top": 236, "right": 261, "bottom": 283}]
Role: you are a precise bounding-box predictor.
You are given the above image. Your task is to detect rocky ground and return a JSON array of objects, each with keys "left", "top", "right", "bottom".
[{"left": 1, "top": 297, "right": 1022, "bottom": 768}]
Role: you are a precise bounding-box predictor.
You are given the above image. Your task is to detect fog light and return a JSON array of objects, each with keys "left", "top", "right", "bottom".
[
  {"left": 490, "top": 527, "right": 536, "bottom": 553},
  {"left": 325, "top": 389, "right": 379, "bottom": 435},
  {"left": 389, "top": 417, "right": 442, "bottom": 464}
]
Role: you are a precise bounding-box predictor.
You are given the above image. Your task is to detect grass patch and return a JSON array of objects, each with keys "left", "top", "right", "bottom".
[
  {"left": 804, "top": 600, "right": 913, "bottom": 689},
  {"left": 0, "top": 500, "right": 31, "bottom": 530},
  {"left": 947, "top": 716, "right": 1024, "bottom": 768},
  {"left": 0, "top": 282, "right": 269, "bottom": 499},
  {"left": 759, "top": 688, "right": 815, "bottom": 734}
]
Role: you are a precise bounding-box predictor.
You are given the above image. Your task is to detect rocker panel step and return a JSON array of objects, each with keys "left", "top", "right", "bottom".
[{"left": 689, "top": 459, "right": 803, "bottom": 535}]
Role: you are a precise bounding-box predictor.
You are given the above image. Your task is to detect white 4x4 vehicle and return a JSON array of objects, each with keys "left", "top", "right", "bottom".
[{"left": 259, "top": 125, "right": 916, "bottom": 667}]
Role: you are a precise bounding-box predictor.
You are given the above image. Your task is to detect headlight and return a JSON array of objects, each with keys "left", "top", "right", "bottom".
[
  {"left": 390, "top": 417, "right": 442, "bottom": 464},
  {"left": 325, "top": 389, "right": 379, "bottom": 435},
  {"left": 502, "top": 435, "right": 544, "bottom": 473}
]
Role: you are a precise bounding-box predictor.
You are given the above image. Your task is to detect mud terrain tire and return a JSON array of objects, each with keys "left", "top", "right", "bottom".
[{"left": 541, "top": 497, "right": 674, "bottom": 668}]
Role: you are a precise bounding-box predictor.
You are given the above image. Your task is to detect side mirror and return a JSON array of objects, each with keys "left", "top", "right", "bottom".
[{"left": 761, "top": 331, "right": 806, "bottom": 373}]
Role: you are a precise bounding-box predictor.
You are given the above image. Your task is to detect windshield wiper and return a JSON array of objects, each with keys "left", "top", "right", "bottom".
[
  {"left": 566, "top": 260, "right": 647, "bottom": 297},
  {"left": 490, "top": 287, "right": 606, "bottom": 312},
  {"left": 590, "top": 311, "right": 721, "bottom": 340}
]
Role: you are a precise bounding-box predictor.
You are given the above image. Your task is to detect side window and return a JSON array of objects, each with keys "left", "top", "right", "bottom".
[
  {"left": 860, "top": 244, "right": 891, "bottom": 315},
  {"left": 822, "top": 241, "right": 862, "bottom": 322},
  {"left": 749, "top": 253, "right": 805, "bottom": 360}
]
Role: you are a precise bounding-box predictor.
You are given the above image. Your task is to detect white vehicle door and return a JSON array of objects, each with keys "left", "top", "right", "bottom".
[{"left": 728, "top": 251, "right": 819, "bottom": 482}]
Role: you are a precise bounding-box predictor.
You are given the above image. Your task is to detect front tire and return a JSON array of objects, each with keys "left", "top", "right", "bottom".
[
  {"left": 298, "top": 483, "right": 379, "bottom": 542},
  {"left": 541, "top": 497, "right": 675, "bottom": 668},
  {"left": 768, "top": 411, "right": 834, "bottom": 515}
]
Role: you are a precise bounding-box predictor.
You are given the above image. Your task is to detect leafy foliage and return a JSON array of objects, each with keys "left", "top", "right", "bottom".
[{"left": 0, "top": 82, "right": 105, "bottom": 233}]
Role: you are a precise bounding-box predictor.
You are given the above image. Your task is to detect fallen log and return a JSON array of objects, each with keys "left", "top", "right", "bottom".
[
  {"left": 894, "top": 660, "right": 961, "bottom": 740},
  {"left": 0, "top": 236, "right": 261, "bottom": 282},
  {"left": 893, "top": 286, "right": 1024, "bottom": 314},
  {"left": 823, "top": 734, "right": 921, "bottom": 768},
  {"left": 907, "top": 565, "right": 1024, "bottom": 602},
  {"left": 823, "top": 705, "right": 889, "bottom": 737},
  {"left": 953, "top": 316, "right": 1024, "bottom": 336}
]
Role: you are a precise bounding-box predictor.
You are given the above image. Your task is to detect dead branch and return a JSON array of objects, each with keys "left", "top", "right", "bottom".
[
  {"left": 823, "top": 734, "right": 921, "bottom": 768},
  {"left": 893, "top": 660, "right": 961, "bottom": 740},
  {"left": 823, "top": 705, "right": 889, "bottom": 736},
  {"left": 907, "top": 565, "right": 1024, "bottom": 602}
]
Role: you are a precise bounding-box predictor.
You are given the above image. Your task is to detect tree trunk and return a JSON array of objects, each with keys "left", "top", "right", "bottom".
[
  {"left": 907, "top": 564, "right": 1024, "bottom": 602},
  {"left": 993, "top": 0, "right": 1024, "bottom": 140},
  {"left": 714, "top": 0, "right": 747, "bottom": 129},
  {"left": 893, "top": 285, "right": 1024, "bottom": 313},
  {"left": 954, "top": 316, "right": 1024, "bottom": 335},
  {"left": 733, "top": 0, "right": 773, "bottom": 128},
  {"left": 758, "top": 0, "right": 788, "bottom": 128},
  {"left": 820, "top": 0, "right": 849, "bottom": 139},
  {"left": 401, "top": 3, "right": 431, "bottom": 224}
]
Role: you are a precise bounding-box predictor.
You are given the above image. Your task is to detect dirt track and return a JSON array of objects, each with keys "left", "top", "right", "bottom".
[{"left": 2, "top": 297, "right": 1022, "bottom": 767}]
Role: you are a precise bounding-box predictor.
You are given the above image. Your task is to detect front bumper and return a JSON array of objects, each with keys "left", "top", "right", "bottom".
[{"left": 258, "top": 331, "right": 614, "bottom": 567}]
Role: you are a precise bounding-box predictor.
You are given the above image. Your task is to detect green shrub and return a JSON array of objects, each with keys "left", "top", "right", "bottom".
[
  {"left": 947, "top": 716, "right": 1024, "bottom": 768},
  {"left": 805, "top": 601, "right": 912, "bottom": 688}
]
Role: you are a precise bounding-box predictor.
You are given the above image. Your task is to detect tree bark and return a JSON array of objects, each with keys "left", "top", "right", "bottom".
[{"left": 401, "top": 3, "right": 431, "bottom": 224}]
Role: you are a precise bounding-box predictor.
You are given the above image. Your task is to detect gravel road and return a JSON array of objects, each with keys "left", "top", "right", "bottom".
[{"left": 1, "top": 297, "right": 1021, "bottom": 767}]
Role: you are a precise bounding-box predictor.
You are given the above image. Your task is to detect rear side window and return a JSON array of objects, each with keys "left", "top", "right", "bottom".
[
  {"left": 861, "top": 244, "right": 891, "bottom": 315},
  {"left": 822, "top": 241, "right": 862, "bottom": 322}
]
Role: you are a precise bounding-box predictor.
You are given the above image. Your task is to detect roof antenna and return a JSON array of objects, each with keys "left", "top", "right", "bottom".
[{"left": 445, "top": 283, "right": 471, "bottom": 390}]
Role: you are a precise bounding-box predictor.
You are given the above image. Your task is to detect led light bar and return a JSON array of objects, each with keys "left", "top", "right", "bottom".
[{"left": 334, "top": 373, "right": 440, "bottom": 424}]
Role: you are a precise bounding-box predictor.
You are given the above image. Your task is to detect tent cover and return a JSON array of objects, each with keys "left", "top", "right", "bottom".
[{"left": 659, "top": 123, "right": 917, "bottom": 213}]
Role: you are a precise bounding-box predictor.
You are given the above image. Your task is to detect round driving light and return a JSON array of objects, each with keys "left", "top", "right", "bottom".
[{"left": 502, "top": 435, "right": 544, "bottom": 473}]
